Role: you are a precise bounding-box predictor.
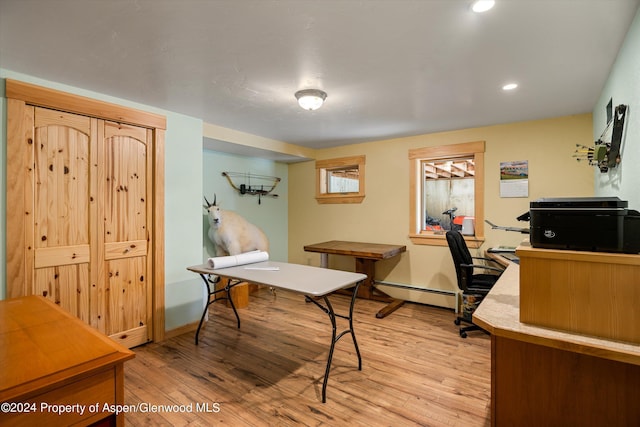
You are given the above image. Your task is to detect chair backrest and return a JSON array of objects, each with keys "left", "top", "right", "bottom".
[{"left": 445, "top": 230, "right": 474, "bottom": 292}]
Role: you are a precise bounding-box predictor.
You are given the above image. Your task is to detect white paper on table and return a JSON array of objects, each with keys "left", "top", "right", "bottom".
[{"left": 207, "top": 250, "right": 269, "bottom": 269}]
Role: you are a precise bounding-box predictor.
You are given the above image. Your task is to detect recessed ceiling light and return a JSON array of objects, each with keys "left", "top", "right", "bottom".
[
  {"left": 502, "top": 83, "right": 518, "bottom": 91},
  {"left": 472, "top": 0, "right": 495, "bottom": 13}
]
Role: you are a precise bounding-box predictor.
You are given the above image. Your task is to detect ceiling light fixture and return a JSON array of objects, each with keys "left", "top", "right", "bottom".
[
  {"left": 502, "top": 83, "right": 518, "bottom": 91},
  {"left": 295, "top": 89, "right": 327, "bottom": 111},
  {"left": 471, "top": 0, "right": 495, "bottom": 13}
]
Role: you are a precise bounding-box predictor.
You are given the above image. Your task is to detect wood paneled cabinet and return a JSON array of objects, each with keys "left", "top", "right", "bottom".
[
  {"left": 518, "top": 244, "right": 640, "bottom": 343},
  {"left": 6, "top": 80, "right": 166, "bottom": 347}
]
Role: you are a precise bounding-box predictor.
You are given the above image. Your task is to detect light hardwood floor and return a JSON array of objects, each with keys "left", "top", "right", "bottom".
[{"left": 124, "top": 288, "right": 491, "bottom": 426}]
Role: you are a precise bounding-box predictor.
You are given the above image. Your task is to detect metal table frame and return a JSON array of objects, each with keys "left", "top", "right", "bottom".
[{"left": 193, "top": 273, "right": 241, "bottom": 345}]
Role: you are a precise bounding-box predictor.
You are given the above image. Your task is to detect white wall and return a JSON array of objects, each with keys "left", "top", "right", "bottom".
[
  {"left": 593, "top": 7, "right": 640, "bottom": 209},
  {"left": 163, "top": 112, "right": 205, "bottom": 331}
]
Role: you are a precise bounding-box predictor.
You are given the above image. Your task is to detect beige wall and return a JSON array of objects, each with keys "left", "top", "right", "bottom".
[{"left": 289, "top": 114, "right": 594, "bottom": 308}]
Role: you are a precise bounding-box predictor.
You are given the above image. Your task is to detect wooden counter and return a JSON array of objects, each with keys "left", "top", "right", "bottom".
[
  {"left": 0, "top": 296, "right": 135, "bottom": 426},
  {"left": 474, "top": 258, "right": 640, "bottom": 426}
]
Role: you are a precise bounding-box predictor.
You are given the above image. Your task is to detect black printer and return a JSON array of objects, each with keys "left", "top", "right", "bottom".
[{"left": 529, "top": 197, "right": 640, "bottom": 254}]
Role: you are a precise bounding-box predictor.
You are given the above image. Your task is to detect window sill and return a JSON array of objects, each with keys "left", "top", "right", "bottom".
[
  {"left": 316, "top": 194, "right": 365, "bottom": 204},
  {"left": 409, "top": 233, "right": 484, "bottom": 248}
]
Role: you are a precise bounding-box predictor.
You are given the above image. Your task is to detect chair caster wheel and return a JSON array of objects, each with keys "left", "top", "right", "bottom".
[
  {"left": 460, "top": 331, "right": 467, "bottom": 338},
  {"left": 454, "top": 318, "right": 461, "bottom": 325}
]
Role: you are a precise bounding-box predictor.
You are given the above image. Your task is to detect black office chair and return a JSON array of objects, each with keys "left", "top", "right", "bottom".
[{"left": 445, "top": 230, "right": 504, "bottom": 338}]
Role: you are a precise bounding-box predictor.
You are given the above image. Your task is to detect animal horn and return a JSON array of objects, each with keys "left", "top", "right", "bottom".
[
  {"left": 213, "top": 193, "right": 217, "bottom": 206},
  {"left": 203, "top": 196, "right": 211, "bottom": 208}
]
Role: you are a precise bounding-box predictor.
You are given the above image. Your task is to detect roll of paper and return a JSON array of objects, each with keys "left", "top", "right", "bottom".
[{"left": 207, "top": 250, "right": 269, "bottom": 269}]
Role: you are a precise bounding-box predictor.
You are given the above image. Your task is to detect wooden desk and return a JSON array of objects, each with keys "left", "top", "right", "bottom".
[
  {"left": 473, "top": 258, "right": 640, "bottom": 426},
  {"left": 304, "top": 240, "right": 407, "bottom": 318},
  {"left": 0, "top": 296, "right": 135, "bottom": 427}
]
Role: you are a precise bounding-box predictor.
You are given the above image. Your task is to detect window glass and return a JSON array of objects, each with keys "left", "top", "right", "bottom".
[
  {"left": 316, "top": 155, "right": 365, "bottom": 204},
  {"left": 409, "top": 142, "right": 485, "bottom": 247},
  {"left": 422, "top": 158, "right": 475, "bottom": 232},
  {"left": 327, "top": 167, "right": 360, "bottom": 193}
]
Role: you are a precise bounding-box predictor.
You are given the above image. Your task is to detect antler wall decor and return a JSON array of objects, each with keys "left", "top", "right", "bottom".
[
  {"left": 221, "top": 172, "right": 281, "bottom": 204},
  {"left": 573, "top": 104, "right": 627, "bottom": 173}
]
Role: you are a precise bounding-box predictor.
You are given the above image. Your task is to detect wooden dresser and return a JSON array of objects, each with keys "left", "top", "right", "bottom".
[{"left": 0, "top": 296, "right": 135, "bottom": 426}]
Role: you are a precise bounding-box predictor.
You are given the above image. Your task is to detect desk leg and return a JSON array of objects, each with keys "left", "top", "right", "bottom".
[
  {"left": 355, "top": 258, "right": 405, "bottom": 318},
  {"left": 355, "top": 258, "right": 376, "bottom": 299},
  {"left": 308, "top": 281, "right": 363, "bottom": 403},
  {"left": 195, "top": 274, "right": 241, "bottom": 345},
  {"left": 375, "top": 299, "right": 406, "bottom": 319},
  {"left": 320, "top": 253, "right": 328, "bottom": 268}
]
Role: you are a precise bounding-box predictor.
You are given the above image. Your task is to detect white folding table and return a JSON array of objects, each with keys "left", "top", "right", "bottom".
[{"left": 187, "top": 260, "right": 367, "bottom": 402}]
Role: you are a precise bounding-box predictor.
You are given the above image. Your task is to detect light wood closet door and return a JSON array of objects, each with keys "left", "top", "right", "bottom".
[
  {"left": 29, "top": 109, "right": 152, "bottom": 347},
  {"left": 99, "top": 121, "right": 153, "bottom": 347},
  {"left": 6, "top": 79, "right": 166, "bottom": 346},
  {"left": 32, "top": 108, "right": 96, "bottom": 325}
]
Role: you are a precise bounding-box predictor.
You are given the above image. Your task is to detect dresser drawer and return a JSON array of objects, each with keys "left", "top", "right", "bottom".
[{"left": 1, "top": 368, "right": 116, "bottom": 427}]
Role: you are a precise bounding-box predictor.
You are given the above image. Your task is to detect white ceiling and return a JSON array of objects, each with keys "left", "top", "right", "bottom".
[{"left": 1, "top": 0, "right": 638, "bottom": 160}]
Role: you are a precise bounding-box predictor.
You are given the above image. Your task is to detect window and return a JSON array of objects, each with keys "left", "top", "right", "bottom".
[
  {"left": 327, "top": 167, "right": 360, "bottom": 193},
  {"left": 316, "top": 155, "right": 365, "bottom": 204},
  {"left": 409, "top": 141, "right": 485, "bottom": 247}
]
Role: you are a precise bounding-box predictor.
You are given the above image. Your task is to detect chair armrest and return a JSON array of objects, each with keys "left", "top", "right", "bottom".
[
  {"left": 466, "top": 286, "right": 492, "bottom": 294},
  {"left": 471, "top": 256, "right": 506, "bottom": 269},
  {"left": 460, "top": 263, "right": 504, "bottom": 274}
]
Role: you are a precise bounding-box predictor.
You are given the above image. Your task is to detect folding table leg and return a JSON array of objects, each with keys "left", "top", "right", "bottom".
[
  {"left": 194, "top": 274, "right": 241, "bottom": 345},
  {"left": 308, "top": 280, "right": 363, "bottom": 403}
]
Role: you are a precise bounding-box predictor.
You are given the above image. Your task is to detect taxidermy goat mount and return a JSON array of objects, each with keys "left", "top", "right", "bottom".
[
  {"left": 221, "top": 172, "right": 281, "bottom": 204},
  {"left": 203, "top": 194, "right": 269, "bottom": 256},
  {"left": 573, "top": 104, "right": 627, "bottom": 173}
]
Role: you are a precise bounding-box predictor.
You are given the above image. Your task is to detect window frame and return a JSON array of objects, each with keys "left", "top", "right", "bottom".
[
  {"left": 315, "top": 155, "right": 366, "bottom": 204},
  {"left": 409, "top": 141, "right": 485, "bottom": 248}
]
